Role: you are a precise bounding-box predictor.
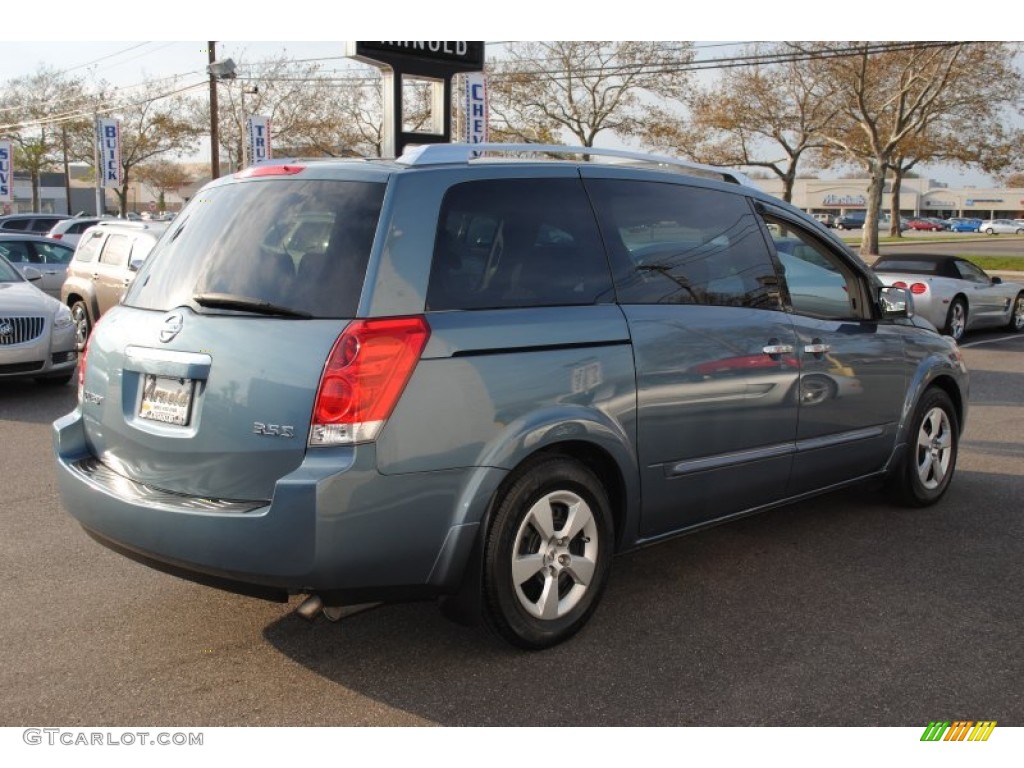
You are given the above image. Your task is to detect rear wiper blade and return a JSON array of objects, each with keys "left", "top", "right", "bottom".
[{"left": 192, "top": 292, "right": 312, "bottom": 318}]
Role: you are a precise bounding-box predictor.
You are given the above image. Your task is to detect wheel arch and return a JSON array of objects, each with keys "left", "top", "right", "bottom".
[
  {"left": 64, "top": 288, "right": 99, "bottom": 322},
  {"left": 439, "top": 433, "right": 639, "bottom": 628}
]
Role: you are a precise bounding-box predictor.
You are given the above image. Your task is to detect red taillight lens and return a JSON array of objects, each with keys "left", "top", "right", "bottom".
[
  {"left": 77, "top": 339, "right": 89, "bottom": 403},
  {"left": 309, "top": 316, "right": 430, "bottom": 446},
  {"left": 50, "top": 233, "right": 63, "bottom": 240},
  {"left": 892, "top": 281, "right": 908, "bottom": 289},
  {"left": 910, "top": 282, "right": 928, "bottom": 294}
]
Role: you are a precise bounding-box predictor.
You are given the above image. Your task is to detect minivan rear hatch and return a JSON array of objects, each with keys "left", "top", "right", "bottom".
[{"left": 79, "top": 174, "right": 388, "bottom": 501}]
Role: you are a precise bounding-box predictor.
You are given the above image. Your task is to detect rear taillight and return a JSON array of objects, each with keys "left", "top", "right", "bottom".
[
  {"left": 50, "top": 233, "right": 63, "bottom": 240},
  {"left": 892, "top": 281, "right": 908, "bottom": 289},
  {"left": 77, "top": 339, "right": 89, "bottom": 404},
  {"left": 309, "top": 316, "right": 430, "bottom": 446},
  {"left": 910, "top": 282, "right": 928, "bottom": 294}
]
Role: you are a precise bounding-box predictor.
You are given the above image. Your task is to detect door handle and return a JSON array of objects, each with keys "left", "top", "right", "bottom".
[
  {"left": 763, "top": 343, "right": 794, "bottom": 356},
  {"left": 804, "top": 342, "right": 831, "bottom": 355}
]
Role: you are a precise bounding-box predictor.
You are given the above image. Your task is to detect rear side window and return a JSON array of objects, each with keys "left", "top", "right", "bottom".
[
  {"left": 1, "top": 219, "right": 28, "bottom": 231},
  {"left": 426, "top": 178, "right": 613, "bottom": 310},
  {"left": 126, "top": 179, "right": 386, "bottom": 318},
  {"left": 954, "top": 260, "right": 989, "bottom": 284},
  {"left": 29, "top": 218, "right": 59, "bottom": 232},
  {"left": 0, "top": 241, "right": 31, "bottom": 263},
  {"left": 75, "top": 231, "right": 104, "bottom": 264},
  {"left": 99, "top": 234, "right": 132, "bottom": 267},
  {"left": 35, "top": 242, "right": 74, "bottom": 265},
  {"left": 585, "top": 179, "right": 780, "bottom": 310}
]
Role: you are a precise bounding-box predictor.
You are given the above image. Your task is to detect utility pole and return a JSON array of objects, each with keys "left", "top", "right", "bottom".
[
  {"left": 61, "top": 124, "right": 72, "bottom": 215},
  {"left": 93, "top": 114, "right": 103, "bottom": 215},
  {"left": 208, "top": 41, "right": 220, "bottom": 180}
]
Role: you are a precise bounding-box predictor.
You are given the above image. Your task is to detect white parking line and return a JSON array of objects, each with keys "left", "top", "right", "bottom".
[{"left": 961, "top": 334, "right": 1024, "bottom": 348}]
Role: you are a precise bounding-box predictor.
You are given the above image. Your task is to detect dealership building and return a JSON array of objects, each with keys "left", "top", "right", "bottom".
[{"left": 755, "top": 176, "right": 1024, "bottom": 220}]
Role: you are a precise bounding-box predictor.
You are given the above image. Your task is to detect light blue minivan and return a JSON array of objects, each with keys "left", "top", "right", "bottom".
[{"left": 54, "top": 144, "right": 968, "bottom": 648}]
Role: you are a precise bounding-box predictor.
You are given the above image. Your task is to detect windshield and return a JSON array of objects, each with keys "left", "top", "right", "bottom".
[{"left": 126, "top": 178, "right": 386, "bottom": 319}]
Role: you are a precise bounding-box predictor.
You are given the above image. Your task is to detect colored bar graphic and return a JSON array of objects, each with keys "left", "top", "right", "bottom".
[
  {"left": 921, "top": 720, "right": 996, "bottom": 741},
  {"left": 968, "top": 721, "right": 997, "bottom": 741}
]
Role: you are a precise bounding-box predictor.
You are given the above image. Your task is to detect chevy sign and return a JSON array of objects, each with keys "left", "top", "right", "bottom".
[
  {"left": 462, "top": 73, "right": 488, "bottom": 144},
  {"left": 0, "top": 139, "right": 11, "bottom": 202},
  {"left": 97, "top": 118, "right": 122, "bottom": 187}
]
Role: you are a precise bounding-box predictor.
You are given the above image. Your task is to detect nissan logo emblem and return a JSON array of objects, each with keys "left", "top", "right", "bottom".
[{"left": 159, "top": 312, "right": 184, "bottom": 343}]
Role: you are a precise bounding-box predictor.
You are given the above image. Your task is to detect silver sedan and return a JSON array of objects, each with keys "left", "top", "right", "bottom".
[
  {"left": 871, "top": 253, "right": 1024, "bottom": 341},
  {"left": 0, "top": 254, "right": 78, "bottom": 384},
  {"left": 978, "top": 219, "right": 1024, "bottom": 235}
]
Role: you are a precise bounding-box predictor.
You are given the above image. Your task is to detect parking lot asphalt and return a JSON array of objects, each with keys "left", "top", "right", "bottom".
[{"left": 1, "top": 332, "right": 1022, "bottom": 726}]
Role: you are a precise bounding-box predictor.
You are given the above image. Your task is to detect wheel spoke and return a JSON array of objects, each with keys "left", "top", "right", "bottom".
[
  {"left": 511, "top": 553, "right": 545, "bottom": 586},
  {"left": 917, "top": 451, "right": 934, "bottom": 483},
  {"left": 524, "top": 498, "right": 556, "bottom": 540},
  {"left": 565, "top": 555, "right": 596, "bottom": 587},
  {"left": 537, "top": 572, "right": 560, "bottom": 620},
  {"left": 561, "top": 499, "right": 593, "bottom": 541}
]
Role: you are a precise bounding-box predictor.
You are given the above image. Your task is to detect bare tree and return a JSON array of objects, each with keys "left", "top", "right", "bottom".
[
  {"left": 190, "top": 54, "right": 439, "bottom": 163},
  {"left": 643, "top": 43, "right": 840, "bottom": 202},
  {"left": 488, "top": 41, "right": 695, "bottom": 147},
  {"left": 105, "top": 81, "right": 200, "bottom": 214},
  {"left": 0, "top": 67, "right": 91, "bottom": 209},
  {"left": 136, "top": 160, "right": 194, "bottom": 211},
  {"left": 797, "top": 41, "right": 1024, "bottom": 256}
]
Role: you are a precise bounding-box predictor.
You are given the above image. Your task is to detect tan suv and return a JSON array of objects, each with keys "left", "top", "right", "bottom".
[{"left": 60, "top": 221, "right": 167, "bottom": 348}]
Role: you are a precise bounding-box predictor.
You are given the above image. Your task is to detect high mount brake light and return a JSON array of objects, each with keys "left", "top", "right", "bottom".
[
  {"left": 234, "top": 164, "right": 305, "bottom": 179},
  {"left": 309, "top": 316, "right": 431, "bottom": 446}
]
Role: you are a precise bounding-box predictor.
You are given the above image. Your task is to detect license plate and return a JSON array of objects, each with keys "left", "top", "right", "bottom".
[{"left": 139, "top": 375, "right": 194, "bottom": 426}]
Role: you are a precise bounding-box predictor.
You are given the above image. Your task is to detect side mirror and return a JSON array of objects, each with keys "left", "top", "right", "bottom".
[
  {"left": 21, "top": 266, "right": 43, "bottom": 282},
  {"left": 879, "top": 285, "right": 912, "bottom": 319},
  {"left": 128, "top": 258, "right": 146, "bottom": 272},
  {"left": 991, "top": 276, "right": 1002, "bottom": 285}
]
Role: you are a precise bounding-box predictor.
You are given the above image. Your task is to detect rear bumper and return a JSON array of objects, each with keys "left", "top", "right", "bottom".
[{"left": 53, "top": 410, "right": 505, "bottom": 603}]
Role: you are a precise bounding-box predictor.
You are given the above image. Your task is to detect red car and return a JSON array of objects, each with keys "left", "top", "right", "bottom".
[{"left": 906, "top": 218, "right": 944, "bottom": 231}]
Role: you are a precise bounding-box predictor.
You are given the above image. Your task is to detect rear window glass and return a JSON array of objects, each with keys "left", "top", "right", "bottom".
[
  {"left": 873, "top": 259, "right": 941, "bottom": 274},
  {"left": 126, "top": 179, "right": 386, "bottom": 318}
]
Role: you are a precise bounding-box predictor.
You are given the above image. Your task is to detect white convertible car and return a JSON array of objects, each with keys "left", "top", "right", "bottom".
[{"left": 871, "top": 253, "right": 1024, "bottom": 341}]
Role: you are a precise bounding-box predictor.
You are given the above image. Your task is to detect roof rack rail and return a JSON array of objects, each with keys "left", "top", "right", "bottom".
[{"left": 396, "top": 143, "right": 754, "bottom": 187}]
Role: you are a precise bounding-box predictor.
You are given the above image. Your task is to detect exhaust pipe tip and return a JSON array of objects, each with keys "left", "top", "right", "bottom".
[{"left": 295, "top": 595, "right": 323, "bottom": 621}]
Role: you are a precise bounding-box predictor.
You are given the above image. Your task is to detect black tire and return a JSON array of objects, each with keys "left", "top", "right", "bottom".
[
  {"left": 482, "top": 455, "right": 613, "bottom": 650},
  {"left": 70, "top": 300, "right": 91, "bottom": 351},
  {"left": 943, "top": 297, "right": 967, "bottom": 341},
  {"left": 887, "top": 388, "right": 959, "bottom": 507},
  {"left": 1007, "top": 293, "right": 1024, "bottom": 332}
]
